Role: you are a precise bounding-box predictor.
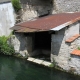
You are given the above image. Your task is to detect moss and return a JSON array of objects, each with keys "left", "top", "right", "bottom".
[
  {"left": 49, "top": 63, "right": 54, "bottom": 67},
  {"left": 14, "top": 53, "right": 28, "bottom": 59},
  {"left": 17, "top": 54, "right": 22, "bottom": 57},
  {"left": 68, "top": 57, "right": 71, "bottom": 61}
]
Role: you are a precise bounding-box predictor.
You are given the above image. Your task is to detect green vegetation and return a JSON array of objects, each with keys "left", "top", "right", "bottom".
[
  {"left": 68, "top": 57, "right": 71, "bottom": 61},
  {"left": 0, "top": 36, "right": 15, "bottom": 55},
  {"left": 78, "top": 47, "right": 80, "bottom": 50},
  {"left": 11, "top": 0, "right": 21, "bottom": 12},
  {"left": 16, "top": 53, "right": 22, "bottom": 57},
  {"left": 14, "top": 53, "right": 28, "bottom": 59},
  {"left": 49, "top": 63, "right": 54, "bottom": 67}
]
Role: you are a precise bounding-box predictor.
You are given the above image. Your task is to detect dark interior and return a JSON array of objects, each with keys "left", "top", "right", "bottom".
[{"left": 34, "top": 31, "right": 51, "bottom": 50}]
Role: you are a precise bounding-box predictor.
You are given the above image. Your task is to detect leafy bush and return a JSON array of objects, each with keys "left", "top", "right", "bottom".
[
  {"left": 0, "top": 36, "right": 15, "bottom": 55},
  {"left": 12, "top": 0, "right": 21, "bottom": 12}
]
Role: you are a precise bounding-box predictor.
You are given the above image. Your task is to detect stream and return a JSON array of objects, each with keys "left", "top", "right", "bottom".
[{"left": 0, "top": 55, "right": 80, "bottom": 80}]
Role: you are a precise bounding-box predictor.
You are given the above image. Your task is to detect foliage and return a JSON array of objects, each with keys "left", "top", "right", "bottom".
[
  {"left": 49, "top": 63, "right": 54, "bottom": 67},
  {"left": 78, "top": 47, "right": 80, "bottom": 50},
  {"left": 11, "top": 0, "right": 21, "bottom": 12},
  {"left": 0, "top": 36, "right": 15, "bottom": 55},
  {"left": 17, "top": 54, "right": 22, "bottom": 57},
  {"left": 15, "top": 53, "right": 28, "bottom": 59}
]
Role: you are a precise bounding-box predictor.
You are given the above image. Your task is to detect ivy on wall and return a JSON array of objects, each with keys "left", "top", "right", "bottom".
[{"left": 11, "top": 0, "right": 21, "bottom": 12}]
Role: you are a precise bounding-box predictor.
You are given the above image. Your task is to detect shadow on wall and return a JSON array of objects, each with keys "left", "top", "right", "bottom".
[
  {"left": 51, "top": 29, "right": 65, "bottom": 56},
  {"left": 20, "top": 0, "right": 54, "bottom": 17},
  {"left": 15, "top": 33, "right": 27, "bottom": 51},
  {"left": 71, "top": 54, "right": 80, "bottom": 58}
]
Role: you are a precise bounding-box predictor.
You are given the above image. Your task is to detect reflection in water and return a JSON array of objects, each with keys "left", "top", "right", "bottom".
[{"left": 0, "top": 55, "right": 80, "bottom": 80}]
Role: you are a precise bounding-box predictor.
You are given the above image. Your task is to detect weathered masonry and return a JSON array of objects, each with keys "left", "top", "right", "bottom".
[
  {"left": 11, "top": 12, "right": 80, "bottom": 75},
  {"left": 19, "top": 0, "right": 80, "bottom": 22},
  {"left": 19, "top": 0, "right": 54, "bottom": 21}
]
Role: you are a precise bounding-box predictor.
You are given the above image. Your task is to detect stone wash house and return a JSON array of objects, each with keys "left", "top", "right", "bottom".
[
  {"left": 11, "top": 12, "right": 80, "bottom": 74},
  {"left": 0, "top": 0, "right": 15, "bottom": 36}
]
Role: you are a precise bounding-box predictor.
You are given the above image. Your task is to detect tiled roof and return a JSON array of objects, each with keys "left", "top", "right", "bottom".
[{"left": 11, "top": 12, "right": 80, "bottom": 33}]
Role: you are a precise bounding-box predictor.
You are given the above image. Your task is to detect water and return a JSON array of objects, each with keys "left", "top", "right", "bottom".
[{"left": 0, "top": 55, "right": 80, "bottom": 80}]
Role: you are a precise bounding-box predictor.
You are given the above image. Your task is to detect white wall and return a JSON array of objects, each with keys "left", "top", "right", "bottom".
[
  {"left": 65, "top": 22, "right": 79, "bottom": 40},
  {"left": 0, "top": 2, "right": 15, "bottom": 36}
]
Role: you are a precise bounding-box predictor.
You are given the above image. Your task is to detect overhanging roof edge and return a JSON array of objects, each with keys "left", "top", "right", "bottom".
[
  {"left": 50, "top": 17, "right": 80, "bottom": 31},
  {"left": 50, "top": 22, "right": 70, "bottom": 31}
]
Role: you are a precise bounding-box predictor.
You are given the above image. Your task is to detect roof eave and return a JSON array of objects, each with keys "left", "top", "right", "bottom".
[
  {"left": 50, "top": 22, "right": 70, "bottom": 31},
  {"left": 51, "top": 17, "right": 80, "bottom": 31}
]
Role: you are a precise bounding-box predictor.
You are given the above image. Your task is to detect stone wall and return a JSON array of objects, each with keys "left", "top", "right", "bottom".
[
  {"left": 51, "top": 22, "right": 80, "bottom": 75},
  {"left": 18, "top": 0, "right": 80, "bottom": 22},
  {"left": 19, "top": 0, "right": 54, "bottom": 21},
  {"left": 8, "top": 33, "right": 34, "bottom": 57},
  {"left": 54, "top": 0, "right": 80, "bottom": 13},
  {"left": 9, "top": 33, "right": 42, "bottom": 57}
]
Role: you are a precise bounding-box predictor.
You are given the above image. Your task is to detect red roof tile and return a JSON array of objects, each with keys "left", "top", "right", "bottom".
[{"left": 71, "top": 49, "right": 80, "bottom": 56}]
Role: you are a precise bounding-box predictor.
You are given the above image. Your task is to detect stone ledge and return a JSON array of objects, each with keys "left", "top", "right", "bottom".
[
  {"left": 27, "top": 57, "right": 51, "bottom": 67},
  {"left": 27, "top": 57, "right": 35, "bottom": 61}
]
